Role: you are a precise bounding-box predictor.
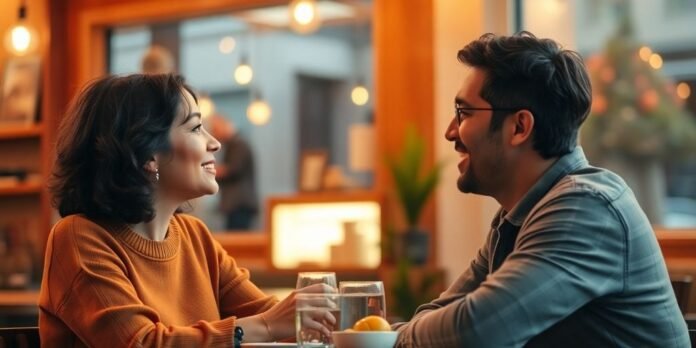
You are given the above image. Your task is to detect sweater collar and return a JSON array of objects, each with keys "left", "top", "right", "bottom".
[{"left": 110, "top": 217, "right": 181, "bottom": 260}]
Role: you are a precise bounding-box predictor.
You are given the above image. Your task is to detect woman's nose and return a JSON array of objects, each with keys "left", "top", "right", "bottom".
[{"left": 207, "top": 132, "right": 221, "bottom": 152}]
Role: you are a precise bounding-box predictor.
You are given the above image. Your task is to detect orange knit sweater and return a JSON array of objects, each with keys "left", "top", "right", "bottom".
[{"left": 38, "top": 214, "right": 277, "bottom": 347}]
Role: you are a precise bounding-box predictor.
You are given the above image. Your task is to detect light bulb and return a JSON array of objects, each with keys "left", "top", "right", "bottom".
[
  {"left": 351, "top": 85, "right": 369, "bottom": 106},
  {"left": 4, "top": 5, "right": 39, "bottom": 56},
  {"left": 234, "top": 63, "right": 253, "bottom": 85},
  {"left": 638, "top": 46, "right": 652, "bottom": 62},
  {"left": 218, "top": 36, "right": 236, "bottom": 54},
  {"left": 247, "top": 99, "right": 271, "bottom": 125},
  {"left": 198, "top": 96, "right": 215, "bottom": 119},
  {"left": 649, "top": 53, "right": 663, "bottom": 70},
  {"left": 289, "top": 0, "right": 320, "bottom": 34},
  {"left": 677, "top": 82, "right": 691, "bottom": 100}
]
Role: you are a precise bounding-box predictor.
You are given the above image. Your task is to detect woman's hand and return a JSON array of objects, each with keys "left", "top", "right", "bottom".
[{"left": 260, "top": 283, "right": 336, "bottom": 341}]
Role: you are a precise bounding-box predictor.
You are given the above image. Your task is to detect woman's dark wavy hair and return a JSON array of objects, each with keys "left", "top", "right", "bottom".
[
  {"left": 50, "top": 74, "right": 196, "bottom": 224},
  {"left": 458, "top": 31, "right": 592, "bottom": 159}
]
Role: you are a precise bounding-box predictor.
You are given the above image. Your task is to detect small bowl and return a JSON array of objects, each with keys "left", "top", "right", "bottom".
[{"left": 331, "top": 331, "right": 398, "bottom": 348}]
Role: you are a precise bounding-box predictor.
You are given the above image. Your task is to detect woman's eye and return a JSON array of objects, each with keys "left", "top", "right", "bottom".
[{"left": 192, "top": 124, "right": 203, "bottom": 133}]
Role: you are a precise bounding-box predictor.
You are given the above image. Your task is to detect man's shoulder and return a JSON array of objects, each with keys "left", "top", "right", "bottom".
[{"left": 549, "top": 165, "right": 630, "bottom": 203}]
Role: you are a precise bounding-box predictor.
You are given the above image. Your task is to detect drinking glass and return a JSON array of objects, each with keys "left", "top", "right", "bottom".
[
  {"left": 338, "top": 281, "right": 386, "bottom": 330},
  {"left": 295, "top": 293, "right": 341, "bottom": 347},
  {"left": 296, "top": 271, "right": 337, "bottom": 289}
]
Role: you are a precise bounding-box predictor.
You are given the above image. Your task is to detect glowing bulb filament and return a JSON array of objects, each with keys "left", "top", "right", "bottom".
[
  {"left": 11, "top": 25, "right": 31, "bottom": 53},
  {"left": 351, "top": 86, "right": 369, "bottom": 106},
  {"left": 294, "top": 2, "right": 316, "bottom": 25},
  {"left": 234, "top": 64, "right": 253, "bottom": 85}
]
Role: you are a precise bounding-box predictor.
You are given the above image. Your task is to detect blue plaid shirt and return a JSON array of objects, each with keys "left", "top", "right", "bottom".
[{"left": 393, "top": 147, "right": 689, "bottom": 347}]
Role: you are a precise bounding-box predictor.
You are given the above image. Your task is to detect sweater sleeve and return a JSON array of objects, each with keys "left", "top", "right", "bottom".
[
  {"left": 41, "top": 216, "right": 238, "bottom": 348},
  {"left": 211, "top": 231, "right": 278, "bottom": 318}
]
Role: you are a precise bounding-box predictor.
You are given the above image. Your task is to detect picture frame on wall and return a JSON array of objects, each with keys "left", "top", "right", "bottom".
[
  {"left": 0, "top": 56, "right": 41, "bottom": 126},
  {"left": 299, "top": 149, "right": 328, "bottom": 192}
]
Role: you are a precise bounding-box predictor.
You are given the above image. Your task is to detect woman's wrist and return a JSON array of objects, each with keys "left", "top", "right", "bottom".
[
  {"left": 260, "top": 312, "right": 275, "bottom": 341},
  {"left": 235, "top": 315, "right": 273, "bottom": 342}
]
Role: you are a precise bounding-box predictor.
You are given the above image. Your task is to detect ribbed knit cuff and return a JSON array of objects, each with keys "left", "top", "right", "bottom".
[{"left": 209, "top": 316, "right": 237, "bottom": 347}]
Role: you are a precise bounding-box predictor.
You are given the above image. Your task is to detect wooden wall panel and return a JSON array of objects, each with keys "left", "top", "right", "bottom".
[{"left": 374, "top": 0, "right": 436, "bottom": 264}]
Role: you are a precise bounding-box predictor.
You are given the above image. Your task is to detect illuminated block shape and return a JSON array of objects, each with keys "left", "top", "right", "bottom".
[{"left": 269, "top": 195, "right": 381, "bottom": 269}]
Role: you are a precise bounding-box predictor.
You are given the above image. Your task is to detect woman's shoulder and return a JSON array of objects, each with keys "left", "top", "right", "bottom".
[
  {"left": 172, "top": 213, "right": 216, "bottom": 243},
  {"left": 50, "top": 214, "right": 124, "bottom": 252},
  {"left": 52, "top": 214, "right": 112, "bottom": 238}
]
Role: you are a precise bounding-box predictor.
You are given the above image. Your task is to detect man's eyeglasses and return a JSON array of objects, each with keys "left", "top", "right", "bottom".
[{"left": 454, "top": 105, "right": 521, "bottom": 125}]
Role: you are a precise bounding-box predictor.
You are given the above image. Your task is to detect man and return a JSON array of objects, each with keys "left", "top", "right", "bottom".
[
  {"left": 392, "top": 32, "right": 689, "bottom": 347},
  {"left": 209, "top": 114, "right": 259, "bottom": 230}
]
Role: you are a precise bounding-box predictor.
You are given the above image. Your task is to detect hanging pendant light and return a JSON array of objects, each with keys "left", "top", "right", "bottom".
[
  {"left": 234, "top": 55, "right": 254, "bottom": 85},
  {"left": 247, "top": 91, "right": 271, "bottom": 126},
  {"left": 4, "top": 0, "right": 39, "bottom": 56},
  {"left": 198, "top": 94, "right": 216, "bottom": 119},
  {"left": 289, "top": 0, "right": 321, "bottom": 34},
  {"left": 351, "top": 79, "right": 369, "bottom": 106}
]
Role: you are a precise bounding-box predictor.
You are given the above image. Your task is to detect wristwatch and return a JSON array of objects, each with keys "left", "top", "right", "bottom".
[{"left": 233, "top": 326, "right": 244, "bottom": 348}]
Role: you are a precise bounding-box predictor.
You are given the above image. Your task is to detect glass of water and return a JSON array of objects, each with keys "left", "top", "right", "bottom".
[
  {"left": 296, "top": 272, "right": 337, "bottom": 289},
  {"left": 296, "top": 293, "right": 341, "bottom": 347},
  {"left": 338, "top": 281, "right": 386, "bottom": 329}
]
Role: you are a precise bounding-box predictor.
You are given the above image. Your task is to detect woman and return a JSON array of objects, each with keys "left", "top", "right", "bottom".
[{"left": 39, "top": 74, "right": 334, "bottom": 347}]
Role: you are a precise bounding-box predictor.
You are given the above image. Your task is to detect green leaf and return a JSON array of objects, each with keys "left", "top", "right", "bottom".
[{"left": 385, "top": 125, "right": 443, "bottom": 227}]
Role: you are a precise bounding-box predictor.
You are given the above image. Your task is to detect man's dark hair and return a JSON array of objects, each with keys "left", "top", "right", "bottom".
[
  {"left": 457, "top": 31, "right": 592, "bottom": 158},
  {"left": 50, "top": 74, "right": 196, "bottom": 223}
]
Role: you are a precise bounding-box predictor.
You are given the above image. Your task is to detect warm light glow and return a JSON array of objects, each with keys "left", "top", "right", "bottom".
[
  {"left": 218, "top": 36, "right": 236, "bottom": 54},
  {"left": 247, "top": 99, "right": 271, "bottom": 125},
  {"left": 234, "top": 63, "right": 253, "bottom": 85},
  {"left": 649, "top": 53, "right": 663, "bottom": 69},
  {"left": 11, "top": 25, "right": 30, "bottom": 52},
  {"left": 198, "top": 96, "right": 215, "bottom": 119},
  {"left": 351, "top": 85, "right": 369, "bottom": 106},
  {"left": 271, "top": 201, "right": 381, "bottom": 269},
  {"left": 289, "top": 0, "right": 320, "bottom": 34},
  {"left": 294, "top": 2, "right": 315, "bottom": 24},
  {"left": 677, "top": 82, "right": 691, "bottom": 100},
  {"left": 5, "top": 23, "right": 38, "bottom": 56},
  {"left": 638, "top": 46, "right": 652, "bottom": 62}
]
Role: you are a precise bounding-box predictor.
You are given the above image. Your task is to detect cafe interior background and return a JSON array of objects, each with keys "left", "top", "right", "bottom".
[{"left": 0, "top": 0, "right": 695, "bottom": 326}]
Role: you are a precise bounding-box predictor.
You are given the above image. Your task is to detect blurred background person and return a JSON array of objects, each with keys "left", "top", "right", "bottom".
[
  {"left": 209, "top": 114, "right": 259, "bottom": 231},
  {"left": 140, "top": 45, "right": 176, "bottom": 75}
]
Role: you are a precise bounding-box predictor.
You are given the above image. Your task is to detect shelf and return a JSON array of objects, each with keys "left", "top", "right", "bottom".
[
  {"left": 0, "top": 124, "right": 43, "bottom": 140},
  {"left": 0, "top": 182, "right": 42, "bottom": 196},
  {"left": 0, "top": 289, "right": 39, "bottom": 316}
]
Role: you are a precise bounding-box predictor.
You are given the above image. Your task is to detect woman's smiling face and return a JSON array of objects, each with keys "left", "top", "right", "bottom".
[{"left": 156, "top": 89, "right": 221, "bottom": 202}]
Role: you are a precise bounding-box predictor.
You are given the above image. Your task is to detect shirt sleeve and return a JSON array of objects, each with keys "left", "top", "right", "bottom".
[
  {"left": 394, "top": 190, "right": 625, "bottom": 347},
  {"left": 391, "top": 230, "right": 492, "bottom": 331},
  {"left": 41, "top": 218, "right": 240, "bottom": 347}
]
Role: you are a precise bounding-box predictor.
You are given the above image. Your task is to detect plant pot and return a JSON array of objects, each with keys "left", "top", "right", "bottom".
[{"left": 400, "top": 228, "right": 429, "bottom": 265}]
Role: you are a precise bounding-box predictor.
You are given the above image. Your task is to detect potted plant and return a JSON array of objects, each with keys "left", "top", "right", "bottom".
[{"left": 385, "top": 125, "right": 443, "bottom": 265}]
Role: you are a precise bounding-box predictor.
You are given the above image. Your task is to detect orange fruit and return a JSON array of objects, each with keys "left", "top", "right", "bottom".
[{"left": 352, "top": 315, "right": 391, "bottom": 331}]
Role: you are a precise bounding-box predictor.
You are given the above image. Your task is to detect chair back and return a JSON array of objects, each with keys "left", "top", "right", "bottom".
[
  {"left": 0, "top": 326, "right": 40, "bottom": 348},
  {"left": 671, "top": 275, "right": 693, "bottom": 314}
]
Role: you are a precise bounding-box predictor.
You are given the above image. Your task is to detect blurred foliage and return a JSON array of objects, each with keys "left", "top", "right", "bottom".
[
  {"left": 385, "top": 125, "right": 443, "bottom": 228},
  {"left": 390, "top": 259, "right": 442, "bottom": 321},
  {"left": 581, "top": 7, "right": 696, "bottom": 161}
]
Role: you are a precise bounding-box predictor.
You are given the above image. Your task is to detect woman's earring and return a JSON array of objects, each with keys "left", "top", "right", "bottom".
[{"left": 155, "top": 168, "right": 160, "bottom": 182}]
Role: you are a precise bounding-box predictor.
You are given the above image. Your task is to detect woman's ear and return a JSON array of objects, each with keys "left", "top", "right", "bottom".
[
  {"left": 509, "top": 110, "right": 534, "bottom": 147},
  {"left": 144, "top": 157, "right": 158, "bottom": 174}
]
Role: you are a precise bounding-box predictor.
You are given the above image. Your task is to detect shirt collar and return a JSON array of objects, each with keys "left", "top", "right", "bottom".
[{"left": 496, "top": 146, "right": 589, "bottom": 227}]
